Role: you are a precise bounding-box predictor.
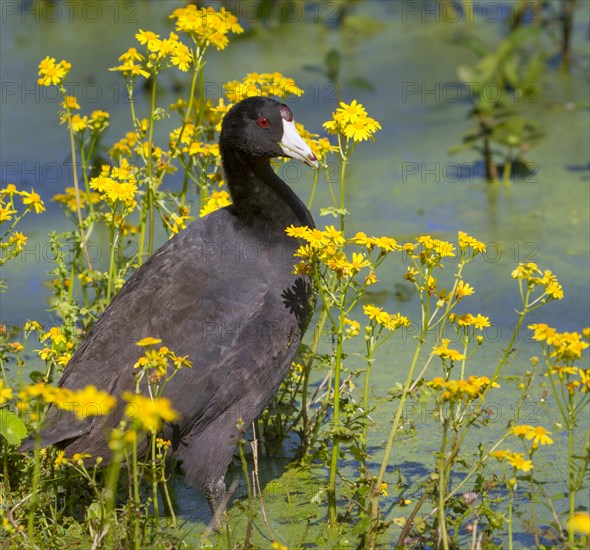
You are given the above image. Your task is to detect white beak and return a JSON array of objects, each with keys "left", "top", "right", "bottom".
[{"left": 279, "top": 119, "right": 319, "bottom": 168}]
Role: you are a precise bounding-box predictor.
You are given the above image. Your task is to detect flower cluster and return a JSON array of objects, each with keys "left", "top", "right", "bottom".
[
  {"left": 19, "top": 383, "right": 116, "bottom": 421},
  {"left": 89, "top": 160, "right": 138, "bottom": 209},
  {"left": 511, "top": 424, "right": 554, "bottom": 446},
  {"left": 134, "top": 337, "right": 192, "bottom": 381},
  {"left": 59, "top": 107, "right": 110, "bottom": 135},
  {"left": 286, "top": 225, "right": 400, "bottom": 279},
  {"left": 111, "top": 31, "right": 193, "bottom": 78},
  {"left": 122, "top": 392, "right": 179, "bottom": 433},
  {"left": 224, "top": 72, "right": 303, "bottom": 103},
  {"left": 432, "top": 339, "right": 466, "bottom": 362},
  {"left": 511, "top": 262, "right": 564, "bottom": 300},
  {"left": 200, "top": 190, "right": 232, "bottom": 217},
  {"left": 489, "top": 449, "right": 534, "bottom": 472},
  {"left": 37, "top": 56, "right": 71, "bottom": 87},
  {"left": 323, "top": 100, "right": 382, "bottom": 142},
  {"left": 53, "top": 187, "right": 100, "bottom": 213},
  {"left": 363, "top": 304, "right": 410, "bottom": 332},
  {"left": 38, "top": 325, "right": 74, "bottom": 368},
  {"left": 457, "top": 231, "right": 487, "bottom": 255},
  {"left": 451, "top": 313, "right": 490, "bottom": 330},
  {"left": 428, "top": 376, "right": 499, "bottom": 401},
  {"left": 529, "top": 323, "right": 589, "bottom": 364},
  {"left": 1, "top": 184, "right": 45, "bottom": 270},
  {"left": 169, "top": 5, "right": 243, "bottom": 50}
]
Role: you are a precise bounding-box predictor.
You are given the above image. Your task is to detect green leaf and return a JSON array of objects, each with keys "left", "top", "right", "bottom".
[
  {"left": 347, "top": 77, "right": 375, "bottom": 92},
  {"left": 0, "top": 410, "right": 28, "bottom": 446},
  {"left": 320, "top": 207, "right": 348, "bottom": 218}
]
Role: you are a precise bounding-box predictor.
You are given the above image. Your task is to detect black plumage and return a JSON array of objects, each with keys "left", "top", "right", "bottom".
[{"left": 20, "top": 96, "right": 318, "bottom": 511}]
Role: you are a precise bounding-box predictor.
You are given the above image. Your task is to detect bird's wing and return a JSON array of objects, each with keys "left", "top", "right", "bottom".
[{"left": 23, "top": 210, "right": 301, "bottom": 454}]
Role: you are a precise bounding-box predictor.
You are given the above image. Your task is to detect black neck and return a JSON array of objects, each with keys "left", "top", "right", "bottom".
[{"left": 221, "top": 149, "right": 315, "bottom": 229}]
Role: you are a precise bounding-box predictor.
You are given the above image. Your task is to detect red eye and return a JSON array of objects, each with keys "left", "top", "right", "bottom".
[{"left": 257, "top": 118, "right": 270, "bottom": 128}]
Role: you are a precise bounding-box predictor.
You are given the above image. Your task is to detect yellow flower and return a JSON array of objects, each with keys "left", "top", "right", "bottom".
[
  {"left": 10, "top": 342, "right": 24, "bottom": 353},
  {"left": 528, "top": 323, "right": 558, "bottom": 345},
  {"left": 348, "top": 252, "right": 369, "bottom": 272},
  {"left": 0, "top": 381, "right": 13, "bottom": 404},
  {"left": 286, "top": 225, "right": 311, "bottom": 240},
  {"left": 323, "top": 225, "right": 346, "bottom": 245},
  {"left": 380, "top": 482, "right": 388, "bottom": 497},
  {"left": 224, "top": 72, "right": 302, "bottom": 102},
  {"left": 136, "top": 29, "right": 161, "bottom": 52},
  {"left": 8, "top": 231, "right": 27, "bottom": 250},
  {"left": 457, "top": 231, "right": 486, "bottom": 254},
  {"left": 20, "top": 189, "right": 45, "bottom": 214},
  {"left": 505, "top": 452, "right": 533, "bottom": 472},
  {"left": 271, "top": 543, "right": 289, "bottom": 550},
  {"left": 70, "top": 114, "right": 88, "bottom": 132},
  {"left": 349, "top": 231, "right": 377, "bottom": 249},
  {"left": 524, "top": 426, "right": 553, "bottom": 446},
  {"left": 489, "top": 449, "right": 510, "bottom": 461},
  {"left": 170, "top": 5, "right": 243, "bottom": 51},
  {"left": 323, "top": 100, "right": 381, "bottom": 143},
  {"left": 54, "top": 450, "right": 67, "bottom": 468},
  {"left": 89, "top": 162, "right": 137, "bottom": 208},
  {"left": 570, "top": 512, "right": 590, "bottom": 535},
  {"left": 67, "top": 386, "right": 117, "bottom": 420},
  {"left": 456, "top": 313, "right": 490, "bottom": 330},
  {"left": 37, "top": 56, "right": 71, "bottom": 86},
  {"left": 545, "top": 281, "right": 564, "bottom": 300},
  {"left": 52, "top": 187, "right": 99, "bottom": 212},
  {"left": 455, "top": 280, "right": 475, "bottom": 300},
  {"left": 511, "top": 425, "right": 532, "bottom": 437},
  {"left": 363, "top": 304, "right": 383, "bottom": 321},
  {"left": 365, "top": 272, "right": 377, "bottom": 286},
  {"left": 56, "top": 353, "right": 71, "bottom": 367},
  {"left": 0, "top": 203, "right": 16, "bottom": 222},
  {"left": 511, "top": 262, "right": 540, "bottom": 280},
  {"left": 43, "top": 326, "right": 66, "bottom": 344},
  {"left": 338, "top": 99, "right": 367, "bottom": 123},
  {"left": 373, "top": 236, "right": 400, "bottom": 252},
  {"left": 89, "top": 110, "right": 110, "bottom": 131},
  {"left": 200, "top": 190, "right": 232, "bottom": 217},
  {"left": 344, "top": 318, "right": 361, "bottom": 337},
  {"left": 123, "top": 392, "right": 180, "bottom": 433},
  {"left": 119, "top": 47, "right": 144, "bottom": 63},
  {"left": 136, "top": 337, "right": 162, "bottom": 347},
  {"left": 343, "top": 115, "right": 382, "bottom": 142},
  {"left": 72, "top": 452, "right": 92, "bottom": 463},
  {"left": 62, "top": 96, "right": 80, "bottom": 110},
  {"left": 109, "top": 60, "right": 150, "bottom": 79},
  {"left": 432, "top": 339, "right": 466, "bottom": 361}
]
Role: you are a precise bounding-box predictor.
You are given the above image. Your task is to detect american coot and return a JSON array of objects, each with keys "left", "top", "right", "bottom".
[{"left": 21, "top": 96, "right": 318, "bottom": 512}]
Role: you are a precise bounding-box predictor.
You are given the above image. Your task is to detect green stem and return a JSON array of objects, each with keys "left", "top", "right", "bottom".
[
  {"left": 151, "top": 435, "right": 159, "bottom": 527},
  {"left": 438, "top": 422, "right": 450, "bottom": 550},
  {"left": 361, "top": 334, "right": 375, "bottom": 462},
  {"left": 328, "top": 313, "right": 345, "bottom": 526},
  {"left": 63, "top": 91, "right": 93, "bottom": 272},
  {"left": 368, "top": 335, "right": 425, "bottom": 546},
  {"left": 106, "top": 209, "right": 118, "bottom": 303},
  {"left": 146, "top": 75, "right": 158, "bottom": 258},
  {"left": 339, "top": 152, "right": 348, "bottom": 233},
  {"left": 238, "top": 434, "right": 254, "bottom": 546},
  {"left": 567, "top": 404, "right": 575, "bottom": 544},
  {"left": 508, "top": 472, "right": 514, "bottom": 550}
]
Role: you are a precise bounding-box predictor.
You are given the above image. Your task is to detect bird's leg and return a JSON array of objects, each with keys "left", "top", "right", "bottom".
[{"left": 205, "top": 476, "right": 227, "bottom": 523}]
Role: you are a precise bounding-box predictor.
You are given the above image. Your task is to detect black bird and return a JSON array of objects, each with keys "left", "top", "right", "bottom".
[{"left": 20, "top": 96, "right": 318, "bottom": 512}]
